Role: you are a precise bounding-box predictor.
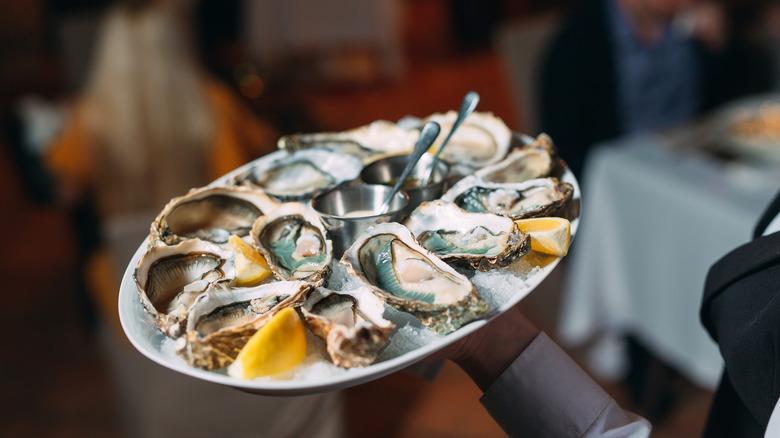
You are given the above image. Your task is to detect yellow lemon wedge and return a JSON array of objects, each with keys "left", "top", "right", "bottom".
[
  {"left": 229, "top": 235, "right": 272, "bottom": 286},
  {"left": 227, "top": 307, "right": 307, "bottom": 379},
  {"left": 514, "top": 217, "right": 571, "bottom": 257}
]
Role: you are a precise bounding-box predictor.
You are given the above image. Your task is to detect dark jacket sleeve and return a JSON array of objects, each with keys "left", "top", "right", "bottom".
[{"left": 700, "top": 192, "right": 780, "bottom": 435}]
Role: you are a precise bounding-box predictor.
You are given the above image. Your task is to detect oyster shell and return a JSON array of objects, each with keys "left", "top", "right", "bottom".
[
  {"left": 474, "top": 133, "right": 557, "bottom": 183},
  {"left": 134, "top": 239, "right": 235, "bottom": 338},
  {"left": 251, "top": 202, "right": 332, "bottom": 284},
  {"left": 422, "top": 111, "right": 513, "bottom": 168},
  {"left": 301, "top": 286, "right": 394, "bottom": 368},
  {"left": 278, "top": 120, "right": 419, "bottom": 163},
  {"left": 441, "top": 175, "right": 573, "bottom": 220},
  {"left": 233, "top": 148, "right": 362, "bottom": 201},
  {"left": 403, "top": 200, "right": 530, "bottom": 271},
  {"left": 340, "top": 222, "right": 488, "bottom": 334},
  {"left": 176, "top": 280, "right": 312, "bottom": 370},
  {"left": 151, "top": 186, "right": 279, "bottom": 246}
]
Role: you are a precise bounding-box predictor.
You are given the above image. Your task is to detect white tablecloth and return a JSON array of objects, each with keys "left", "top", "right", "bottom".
[{"left": 558, "top": 134, "right": 780, "bottom": 389}]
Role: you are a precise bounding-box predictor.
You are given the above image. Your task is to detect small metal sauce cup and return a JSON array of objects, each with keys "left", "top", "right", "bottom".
[
  {"left": 311, "top": 184, "right": 409, "bottom": 258},
  {"left": 360, "top": 153, "right": 451, "bottom": 216}
]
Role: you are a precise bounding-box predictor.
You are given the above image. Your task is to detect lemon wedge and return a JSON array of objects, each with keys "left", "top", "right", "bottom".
[
  {"left": 229, "top": 235, "right": 272, "bottom": 286},
  {"left": 227, "top": 307, "right": 307, "bottom": 379},
  {"left": 514, "top": 217, "right": 571, "bottom": 257}
]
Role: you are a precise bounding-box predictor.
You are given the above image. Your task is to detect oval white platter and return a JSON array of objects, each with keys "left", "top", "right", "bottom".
[{"left": 118, "top": 151, "right": 580, "bottom": 396}]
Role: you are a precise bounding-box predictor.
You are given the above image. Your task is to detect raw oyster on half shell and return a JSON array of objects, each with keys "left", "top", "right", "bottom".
[
  {"left": 403, "top": 200, "right": 530, "bottom": 271},
  {"left": 176, "top": 280, "right": 311, "bottom": 370},
  {"left": 251, "top": 202, "right": 332, "bottom": 284},
  {"left": 134, "top": 239, "right": 235, "bottom": 338},
  {"left": 233, "top": 148, "right": 362, "bottom": 201},
  {"left": 474, "top": 133, "right": 558, "bottom": 183},
  {"left": 151, "top": 186, "right": 279, "bottom": 246},
  {"left": 278, "top": 120, "right": 419, "bottom": 163},
  {"left": 422, "top": 111, "right": 513, "bottom": 169},
  {"left": 441, "top": 175, "right": 573, "bottom": 220},
  {"left": 341, "top": 222, "right": 488, "bottom": 334},
  {"left": 301, "top": 286, "right": 394, "bottom": 368}
]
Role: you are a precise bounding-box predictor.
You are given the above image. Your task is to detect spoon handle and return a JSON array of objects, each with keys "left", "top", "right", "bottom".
[
  {"left": 378, "top": 121, "right": 441, "bottom": 215},
  {"left": 423, "top": 91, "right": 480, "bottom": 185}
]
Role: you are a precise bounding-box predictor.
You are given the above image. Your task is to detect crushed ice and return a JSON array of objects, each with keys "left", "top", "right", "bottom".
[
  {"left": 378, "top": 323, "right": 443, "bottom": 361},
  {"left": 327, "top": 260, "right": 363, "bottom": 292},
  {"left": 470, "top": 266, "right": 538, "bottom": 310}
]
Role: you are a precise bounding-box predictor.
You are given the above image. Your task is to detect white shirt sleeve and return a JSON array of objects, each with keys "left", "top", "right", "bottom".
[
  {"left": 764, "top": 397, "right": 780, "bottom": 438},
  {"left": 762, "top": 212, "right": 780, "bottom": 236},
  {"left": 480, "top": 332, "right": 651, "bottom": 437}
]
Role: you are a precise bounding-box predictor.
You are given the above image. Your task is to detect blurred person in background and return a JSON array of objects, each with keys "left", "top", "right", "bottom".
[
  {"left": 44, "top": 1, "right": 344, "bottom": 437},
  {"left": 47, "top": 0, "right": 279, "bottom": 330},
  {"left": 761, "top": 0, "right": 780, "bottom": 87},
  {"left": 539, "top": 0, "right": 776, "bottom": 180},
  {"left": 539, "top": 0, "right": 776, "bottom": 421}
]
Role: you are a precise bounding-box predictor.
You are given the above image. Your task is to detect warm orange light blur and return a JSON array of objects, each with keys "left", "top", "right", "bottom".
[{"left": 239, "top": 73, "right": 264, "bottom": 99}]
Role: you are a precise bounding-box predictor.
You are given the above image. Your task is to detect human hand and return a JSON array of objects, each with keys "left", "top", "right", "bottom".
[{"left": 427, "top": 304, "right": 540, "bottom": 391}]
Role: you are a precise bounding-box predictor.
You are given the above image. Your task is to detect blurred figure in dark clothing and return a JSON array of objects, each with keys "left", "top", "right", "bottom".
[
  {"left": 195, "top": 0, "right": 242, "bottom": 84},
  {"left": 539, "top": 0, "right": 775, "bottom": 180},
  {"left": 449, "top": 0, "right": 503, "bottom": 50}
]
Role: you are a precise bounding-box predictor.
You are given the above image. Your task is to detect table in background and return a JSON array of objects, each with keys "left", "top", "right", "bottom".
[{"left": 558, "top": 133, "right": 780, "bottom": 390}]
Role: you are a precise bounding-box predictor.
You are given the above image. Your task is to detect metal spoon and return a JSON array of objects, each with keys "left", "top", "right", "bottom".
[
  {"left": 422, "top": 91, "right": 480, "bottom": 185},
  {"left": 377, "top": 121, "right": 441, "bottom": 215}
]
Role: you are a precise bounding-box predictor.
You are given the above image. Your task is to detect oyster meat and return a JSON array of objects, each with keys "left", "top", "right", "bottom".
[
  {"left": 251, "top": 202, "right": 332, "bottom": 284},
  {"left": 177, "top": 280, "right": 311, "bottom": 370},
  {"left": 441, "top": 175, "right": 573, "bottom": 220},
  {"left": 151, "top": 186, "right": 279, "bottom": 246},
  {"left": 278, "top": 120, "right": 419, "bottom": 163},
  {"left": 233, "top": 148, "right": 362, "bottom": 201},
  {"left": 403, "top": 200, "right": 530, "bottom": 271},
  {"left": 474, "top": 133, "right": 558, "bottom": 183},
  {"left": 301, "top": 287, "right": 394, "bottom": 368},
  {"left": 134, "top": 239, "right": 235, "bottom": 338},
  {"left": 422, "top": 111, "right": 513, "bottom": 168},
  {"left": 340, "top": 222, "right": 488, "bottom": 334}
]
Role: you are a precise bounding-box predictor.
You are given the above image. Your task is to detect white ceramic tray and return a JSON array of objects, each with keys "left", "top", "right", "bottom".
[{"left": 118, "top": 155, "right": 580, "bottom": 396}]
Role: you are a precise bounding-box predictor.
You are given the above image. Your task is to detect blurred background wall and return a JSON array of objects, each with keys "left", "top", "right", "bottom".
[{"left": 2, "top": 0, "right": 776, "bottom": 436}]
